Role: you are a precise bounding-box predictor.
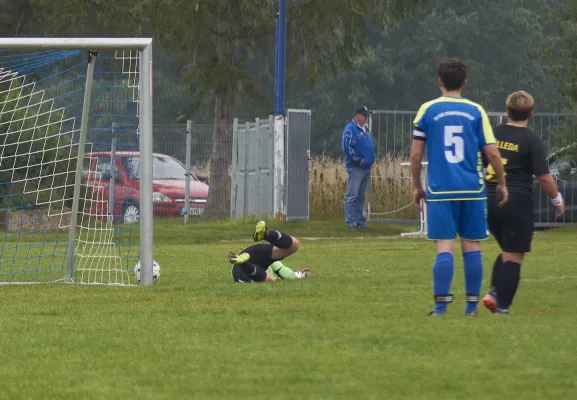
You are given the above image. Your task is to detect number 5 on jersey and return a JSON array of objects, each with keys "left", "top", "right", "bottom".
[
  {"left": 444, "top": 126, "right": 464, "bottom": 163},
  {"left": 486, "top": 158, "right": 508, "bottom": 182}
]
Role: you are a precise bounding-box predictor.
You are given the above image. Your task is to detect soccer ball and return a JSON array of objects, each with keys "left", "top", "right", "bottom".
[{"left": 134, "top": 260, "right": 161, "bottom": 284}]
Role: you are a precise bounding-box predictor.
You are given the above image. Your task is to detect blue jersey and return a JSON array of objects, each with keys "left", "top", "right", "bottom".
[{"left": 413, "top": 96, "right": 496, "bottom": 201}]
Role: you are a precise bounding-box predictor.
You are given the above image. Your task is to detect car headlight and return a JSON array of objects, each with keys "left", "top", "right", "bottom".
[{"left": 152, "top": 192, "right": 171, "bottom": 202}]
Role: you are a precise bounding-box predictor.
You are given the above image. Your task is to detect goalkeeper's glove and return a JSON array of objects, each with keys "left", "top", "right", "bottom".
[
  {"left": 295, "top": 268, "right": 311, "bottom": 279},
  {"left": 229, "top": 253, "right": 250, "bottom": 265}
]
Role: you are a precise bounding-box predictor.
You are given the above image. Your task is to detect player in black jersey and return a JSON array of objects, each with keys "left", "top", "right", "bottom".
[
  {"left": 483, "top": 91, "right": 565, "bottom": 315},
  {"left": 228, "top": 221, "right": 311, "bottom": 283}
]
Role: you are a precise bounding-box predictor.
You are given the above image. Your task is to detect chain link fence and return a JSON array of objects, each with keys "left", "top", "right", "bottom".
[{"left": 368, "top": 111, "right": 577, "bottom": 227}]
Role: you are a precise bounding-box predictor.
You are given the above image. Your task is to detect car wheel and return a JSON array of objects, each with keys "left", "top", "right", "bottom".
[{"left": 123, "top": 202, "right": 140, "bottom": 224}]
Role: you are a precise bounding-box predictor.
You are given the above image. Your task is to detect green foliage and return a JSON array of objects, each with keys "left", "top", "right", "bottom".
[
  {"left": 21, "top": 0, "right": 572, "bottom": 158},
  {"left": 32, "top": 0, "right": 144, "bottom": 36},
  {"left": 0, "top": 82, "right": 75, "bottom": 208},
  {"left": 0, "top": 0, "right": 39, "bottom": 37},
  {"left": 286, "top": 0, "right": 567, "bottom": 154},
  {"left": 557, "top": 0, "right": 577, "bottom": 104}
]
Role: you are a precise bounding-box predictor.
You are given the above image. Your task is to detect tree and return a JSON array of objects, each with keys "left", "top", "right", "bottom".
[
  {"left": 143, "top": 0, "right": 425, "bottom": 218},
  {"left": 548, "top": 0, "right": 577, "bottom": 149},
  {"left": 31, "top": 0, "right": 423, "bottom": 218},
  {"left": 558, "top": 0, "right": 577, "bottom": 104},
  {"left": 0, "top": 0, "right": 43, "bottom": 36},
  {"left": 284, "top": 0, "right": 567, "bottom": 155}
]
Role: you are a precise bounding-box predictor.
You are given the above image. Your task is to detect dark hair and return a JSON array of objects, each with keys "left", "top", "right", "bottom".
[
  {"left": 506, "top": 91, "right": 535, "bottom": 122},
  {"left": 437, "top": 58, "right": 467, "bottom": 91}
]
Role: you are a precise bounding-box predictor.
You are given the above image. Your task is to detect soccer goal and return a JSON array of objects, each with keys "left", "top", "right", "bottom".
[{"left": 0, "top": 38, "right": 154, "bottom": 285}]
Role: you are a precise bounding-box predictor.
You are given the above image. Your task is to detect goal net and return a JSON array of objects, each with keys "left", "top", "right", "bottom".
[{"left": 0, "top": 38, "right": 154, "bottom": 285}]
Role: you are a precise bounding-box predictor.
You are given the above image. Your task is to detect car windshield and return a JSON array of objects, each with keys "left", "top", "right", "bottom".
[{"left": 121, "top": 156, "right": 189, "bottom": 180}]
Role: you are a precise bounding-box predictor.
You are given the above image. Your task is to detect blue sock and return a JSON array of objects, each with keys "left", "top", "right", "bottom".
[
  {"left": 433, "top": 252, "right": 454, "bottom": 313},
  {"left": 463, "top": 251, "right": 483, "bottom": 314}
]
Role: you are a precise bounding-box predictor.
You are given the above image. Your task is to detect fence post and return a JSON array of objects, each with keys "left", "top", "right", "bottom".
[
  {"left": 268, "top": 115, "right": 275, "bottom": 219},
  {"left": 108, "top": 122, "right": 118, "bottom": 222},
  {"left": 366, "top": 112, "right": 373, "bottom": 222},
  {"left": 273, "top": 115, "right": 285, "bottom": 220},
  {"left": 230, "top": 118, "right": 239, "bottom": 219},
  {"left": 243, "top": 121, "right": 250, "bottom": 218},
  {"left": 254, "top": 118, "right": 261, "bottom": 215},
  {"left": 184, "top": 120, "right": 192, "bottom": 224}
]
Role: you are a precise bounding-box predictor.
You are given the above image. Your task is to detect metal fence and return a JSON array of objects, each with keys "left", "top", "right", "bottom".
[
  {"left": 92, "top": 111, "right": 575, "bottom": 225},
  {"left": 144, "top": 112, "right": 311, "bottom": 222},
  {"left": 230, "top": 117, "right": 275, "bottom": 219},
  {"left": 152, "top": 123, "right": 215, "bottom": 221},
  {"left": 285, "top": 109, "right": 312, "bottom": 221},
  {"left": 367, "top": 110, "right": 577, "bottom": 227}
]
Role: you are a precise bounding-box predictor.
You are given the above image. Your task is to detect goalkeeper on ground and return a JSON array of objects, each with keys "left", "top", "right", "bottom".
[{"left": 228, "top": 221, "right": 311, "bottom": 283}]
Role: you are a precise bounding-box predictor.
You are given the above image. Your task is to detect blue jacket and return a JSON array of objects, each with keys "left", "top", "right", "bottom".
[{"left": 341, "top": 120, "right": 376, "bottom": 170}]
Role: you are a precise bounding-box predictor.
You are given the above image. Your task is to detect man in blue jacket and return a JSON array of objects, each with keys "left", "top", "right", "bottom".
[{"left": 341, "top": 105, "right": 376, "bottom": 228}]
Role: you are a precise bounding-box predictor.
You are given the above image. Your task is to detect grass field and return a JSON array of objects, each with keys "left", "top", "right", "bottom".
[{"left": 1, "top": 221, "right": 577, "bottom": 399}]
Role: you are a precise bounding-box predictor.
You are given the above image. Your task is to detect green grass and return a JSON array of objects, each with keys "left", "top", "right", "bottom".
[
  {"left": 0, "top": 219, "right": 411, "bottom": 245},
  {"left": 153, "top": 218, "right": 413, "bottom": 244},
  {"left": 1, "top": 223, "right": 577, "bottom": 399}
]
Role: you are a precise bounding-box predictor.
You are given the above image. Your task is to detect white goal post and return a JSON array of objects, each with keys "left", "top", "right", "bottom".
[
  {"left": 0, "top": 38, "right": 154, "bottom": 285},
  {"left": 399, "top": 161, "right": 428, "bottom": 237}
]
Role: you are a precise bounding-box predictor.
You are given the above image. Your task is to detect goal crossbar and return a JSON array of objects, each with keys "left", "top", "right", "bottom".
[{"left": 0, "top": 38, "right": 152, "bottom": 50}]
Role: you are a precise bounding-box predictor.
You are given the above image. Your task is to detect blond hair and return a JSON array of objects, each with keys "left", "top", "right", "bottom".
[{"left": 505, "top": 91, "right": 535, "bottom": 121}]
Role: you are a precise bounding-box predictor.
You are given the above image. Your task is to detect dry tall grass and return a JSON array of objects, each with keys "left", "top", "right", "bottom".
[
  {"left": 309, "top": 155, "right": 418, "bottom": 221},
  {"left": 193, "top": 155, "right": 419, "bottom": 221}
]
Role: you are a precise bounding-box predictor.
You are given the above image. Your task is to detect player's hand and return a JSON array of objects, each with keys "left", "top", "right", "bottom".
[
  {"left": 496, "top": 184, "right": 509, "bottom": 207},
  {"left": 229, "top": 252, "right": 250, "bottom": 265},
  {"left": 413, "top": 187, "right": 426, "bottom": 211},
  {"left": 359, "top": 159, "right": 365, "bottom": 167},
  {"left": 296, "top": 268, "right": 311, "bottom": 279},
  {"left": 554, "top": 203, "right": 565, "bottom": 217}
]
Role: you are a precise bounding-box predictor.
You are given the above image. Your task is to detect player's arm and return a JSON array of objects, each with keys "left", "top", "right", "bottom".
[
  {"left": 477, "top": 107, "right": 505, "bottom": 185},
  {"left": 410, "top": 139, "right": 425, "bottom": 189},
  {"left": 483, "top": 145, "right": 506, "bottom": 186},
  {"left": 476, "top": 106, "right": 508, "bottom": 204},
  {"left": 531, "top": 137, "right": 564, "bottom": 212},
  {"left": 411, "top": 104, "right": 428, "bottom": 189}
]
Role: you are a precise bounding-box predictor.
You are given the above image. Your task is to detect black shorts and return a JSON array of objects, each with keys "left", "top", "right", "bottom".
[
  {"left": 487, "top": 193, "right": 534, "bottom": 253},
  {"left": 231, "top": 244, "right": 276, "bottom": 283},
  {"left": 231, "top": 264, "right": 266, "bottom": 283}
]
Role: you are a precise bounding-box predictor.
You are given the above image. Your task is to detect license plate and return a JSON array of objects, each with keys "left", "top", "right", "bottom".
[{"left": 180, "top": 207, "right": 204, "bottom": 216}]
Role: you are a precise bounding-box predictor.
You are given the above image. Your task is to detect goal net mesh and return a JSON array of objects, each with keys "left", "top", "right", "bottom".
[{"left": 0, "top": 49, "right": 142, "bottom": 285}]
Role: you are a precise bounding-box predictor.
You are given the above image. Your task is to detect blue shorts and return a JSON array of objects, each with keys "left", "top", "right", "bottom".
[{"left": 426, "top": 200, "right": 488, "bottom": 241}]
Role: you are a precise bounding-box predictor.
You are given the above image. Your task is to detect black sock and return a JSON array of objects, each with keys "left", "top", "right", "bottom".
[
  {"left": 240, "top": 262, "right": 267, "bottom": 282},
  {"left": 489, "top": 254, "right": 503, "bottom": 295},
  {"left": 264, "top": 230, "right": 293, "bottom": 249},
  {"left": 494, "top": 261, "right": 521, "bottom": 310}
]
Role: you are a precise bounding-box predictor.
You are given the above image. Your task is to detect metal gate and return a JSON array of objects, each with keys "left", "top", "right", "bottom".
[
  {"left": 230, "top": 116, "right": 275, "bottom": 219},
  {"left": 285, "top": 109, "right": 311, "bottom": 221}
]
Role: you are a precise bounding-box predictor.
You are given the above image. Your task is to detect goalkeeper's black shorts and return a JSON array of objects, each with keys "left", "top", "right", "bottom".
[
  {"left": 487, "top": 193, "right": 534, "bottom": 253},
  {"left": 231, "top": 244, "right": 276, "bottom": 283}
]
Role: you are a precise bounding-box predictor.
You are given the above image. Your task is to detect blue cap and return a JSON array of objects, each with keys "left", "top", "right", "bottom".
[{"left": 354, "top": 105, "right": 369, "bottom": 116}]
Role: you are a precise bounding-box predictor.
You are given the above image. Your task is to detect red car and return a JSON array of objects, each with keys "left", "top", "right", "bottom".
[{"left": 83, "top": 151, "right": 209, "bottom": 223}]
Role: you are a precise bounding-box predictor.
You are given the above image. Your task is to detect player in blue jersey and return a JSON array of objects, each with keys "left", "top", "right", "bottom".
[{"left": 410, "top": 58, "right": 509, "bottom": 316}]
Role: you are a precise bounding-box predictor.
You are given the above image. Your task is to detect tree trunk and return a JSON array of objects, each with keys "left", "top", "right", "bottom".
[{"left": 203, "top": 88, "right": 233, "bottom": 219}]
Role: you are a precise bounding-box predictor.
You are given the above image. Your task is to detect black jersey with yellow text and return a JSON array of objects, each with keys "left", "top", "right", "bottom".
[{"left": 486, "top": 124, "right": 549, "bottom": 195}]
